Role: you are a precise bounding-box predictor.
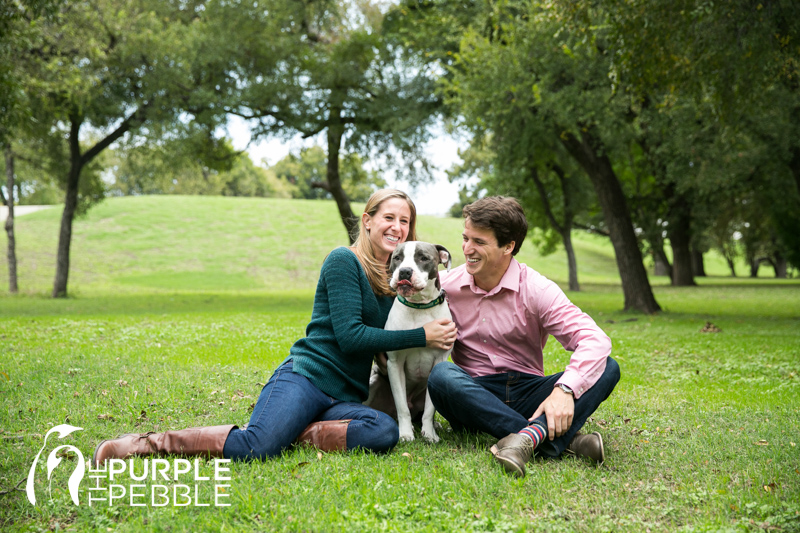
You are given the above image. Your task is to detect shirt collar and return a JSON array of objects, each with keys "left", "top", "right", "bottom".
[{"left": 460, "top": 258, "right": 521, "bottom": 296}]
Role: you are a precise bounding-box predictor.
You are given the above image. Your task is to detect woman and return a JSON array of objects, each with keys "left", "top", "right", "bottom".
[{"left": 93, "top": 189, "right": 457, "bottom": 464}]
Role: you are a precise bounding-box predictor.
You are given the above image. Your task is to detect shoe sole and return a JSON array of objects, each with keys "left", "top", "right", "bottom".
[
  {"left": 494, "top": 455, "right": 526, "bottom": 478},
  {"left": 593, "top": 431, "right": 605, "bottom": 464}
]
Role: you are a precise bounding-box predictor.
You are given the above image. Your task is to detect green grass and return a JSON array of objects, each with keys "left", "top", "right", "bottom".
[{"left": 1, "top": 196, "right": 799, "bottom": 532}]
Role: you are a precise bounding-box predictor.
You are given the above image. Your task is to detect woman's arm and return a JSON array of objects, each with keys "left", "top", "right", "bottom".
[{"left": 322, "top": 248, "right": 426, "bottom": 354}]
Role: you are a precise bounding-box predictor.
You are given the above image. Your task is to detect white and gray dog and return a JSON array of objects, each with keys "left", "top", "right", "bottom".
[{"left": 365, "top": 241, "right": 452, "bottom": 443}]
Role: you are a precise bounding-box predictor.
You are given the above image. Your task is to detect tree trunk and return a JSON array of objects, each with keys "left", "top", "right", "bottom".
[
  {"left": 562, "top": 229, "right": 580, "bottom": 292},
  {"left": 528, "top": 164, "right": 580, "bottom": 291},
  {"left": 653, "top": 250, "right": 672, "bottom": 277},
  {"left": 691, "top": 248, "right": 706, "bottom": 277},
  {"left": 4, "top": 145, "right": 18, "bottom": 293},
  {"left": 666, "top": 198, "right": 696, "bottom": 286},
  {"left": 50, "top": 107, "right": 143, "bottom": 298},
  {"left": 772, "top": 251, "right": 787, "bottom": 278},
  {"left": 559, "top": 128, "right": 660, "bottom": 313},
  {"left": 325, "top": 106, "right": 358, "bottom": 244},
  {"left": 669, "top": 228, "right": 696, "bottom": 286},
  {"left": 53, "top": 119, "right": 84, "bottom": 298},
  {"left": 750, "top": 258, "right": 760, "bottom": 278},
  {"left": 725, "top": 256, "right": 737, "bottom": 277}
]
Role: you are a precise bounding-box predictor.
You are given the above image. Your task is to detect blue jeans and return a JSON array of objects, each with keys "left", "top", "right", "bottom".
[
  {"left": 427, "top": 358, "right": 620, "bottom": 458},
  {"left": 223, "top": 361, "right": 399, "bottom": 461}
]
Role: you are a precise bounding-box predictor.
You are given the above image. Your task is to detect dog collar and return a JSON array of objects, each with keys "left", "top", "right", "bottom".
[{"left": 397, "top": 290, "right": 447, "bottom": 310}]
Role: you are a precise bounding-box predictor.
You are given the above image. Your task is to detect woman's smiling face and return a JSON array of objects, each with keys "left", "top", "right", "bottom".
[{"left": 363, "top": 197, "right": 412, "bottom": 262}]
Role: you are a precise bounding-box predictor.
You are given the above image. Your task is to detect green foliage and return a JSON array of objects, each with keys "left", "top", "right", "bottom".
[
  {"left": 106, "top": 129, "right": 297, "bottom": 199},
  {"left": 271, "top": 146, "right": 386, "bottom": 202},
  {"left": 553, "top": 0, "right": 800, "bottom": 268}
]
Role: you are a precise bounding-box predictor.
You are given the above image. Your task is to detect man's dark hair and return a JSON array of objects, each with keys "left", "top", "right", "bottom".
[{"left": 462, "top": 196, "right": 528, "bottom": 256}]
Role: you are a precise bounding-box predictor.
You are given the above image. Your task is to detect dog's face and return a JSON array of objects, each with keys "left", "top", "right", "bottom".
[{"left": 389, "top": 242, "right": 451, "bottom": 298}]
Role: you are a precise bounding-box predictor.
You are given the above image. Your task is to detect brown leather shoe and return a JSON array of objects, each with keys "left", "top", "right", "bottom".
[
  {"left": 566, "top": 431, "right": 605, "bottom": 463},
  {"left": 492, "top": 433, "right": 535, "bottom": 478},
  {"left": 92, "top": 425, "right": 235, "bottom": 467},
  {"left": 294, "top": 420, "right": 350, "bottom": 452}
]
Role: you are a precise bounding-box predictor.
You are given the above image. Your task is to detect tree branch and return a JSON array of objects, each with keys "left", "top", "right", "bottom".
[
  {"left": 526, "top": 164, "right": 564, "bottom": 234},
  {"left": 573, "top": 222, "right": 610, "bottom": 236},
  {"left": 81, "top": 103, "right": 151, "bottom": 165}
]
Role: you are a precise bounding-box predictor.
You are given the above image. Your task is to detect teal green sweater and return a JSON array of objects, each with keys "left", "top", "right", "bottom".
[{"left": 288, "top": 247, "right": 427, "bottom": 403}]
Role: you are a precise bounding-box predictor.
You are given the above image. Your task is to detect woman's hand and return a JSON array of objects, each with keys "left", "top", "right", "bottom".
[{"left": 424, "top": 318, "right": 458, "bottom": 350}]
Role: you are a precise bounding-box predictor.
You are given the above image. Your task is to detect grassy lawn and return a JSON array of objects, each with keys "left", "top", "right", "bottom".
[{"left": 1, "top": 196, "right": 799, "bottom": 532}]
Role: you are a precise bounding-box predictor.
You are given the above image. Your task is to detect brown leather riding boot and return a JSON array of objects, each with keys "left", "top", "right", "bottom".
[
  {"left": 294, "top": 420, "right": 351, "bottom": 452},
  {"left": 92, "top": 424, "right": 236, "bottom": 467}
]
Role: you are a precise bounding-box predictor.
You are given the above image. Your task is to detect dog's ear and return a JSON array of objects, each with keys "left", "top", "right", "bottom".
[{"left": 435, "top": 245, "right": 452, "bottom": 271}]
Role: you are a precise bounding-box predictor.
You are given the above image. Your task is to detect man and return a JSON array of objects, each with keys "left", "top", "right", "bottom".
[{"left": 428, "top": 196, "right": 620, "bottom": 478}]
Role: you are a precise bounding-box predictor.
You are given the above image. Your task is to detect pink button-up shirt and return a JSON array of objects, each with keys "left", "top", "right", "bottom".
[{"left": 440, "top": 258, "right": 611, "bottom": 399}]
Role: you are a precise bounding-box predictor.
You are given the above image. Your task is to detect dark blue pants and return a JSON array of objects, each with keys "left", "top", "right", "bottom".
[
  {"left": 223, "top": 361, "right": 399, "bottom": 461},
  {"left": 427, "top": 357, "right": 620, "bottom": 457}
]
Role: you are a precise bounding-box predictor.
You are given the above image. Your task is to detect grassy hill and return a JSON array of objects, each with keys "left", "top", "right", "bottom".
[{"left": 0, "top": 195, "right": 777, "bottom": 297}]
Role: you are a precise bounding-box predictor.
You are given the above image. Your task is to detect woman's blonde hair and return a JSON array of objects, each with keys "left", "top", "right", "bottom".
[{"left": 351, "top": 188, "right": 418, "bottom": 296}]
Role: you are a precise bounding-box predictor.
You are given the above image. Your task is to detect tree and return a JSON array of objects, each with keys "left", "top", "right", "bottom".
[
  {"left": 557, "top": 0, "right": 800, "bottom": 270},
  {"left": 8, "top": 0, "right": 238, "bottom": 297},
  {"left": 1, "top": 0, "right": 63, "bottom": 294},
  {"left": 225, "top": 1, "right": 441, "bottom": 242},
  {"left": 437, "top": 1, "right": 661, "bottom": 311},
  {"left": 4, "top": 146, "right": 17, "bottom": 293}
]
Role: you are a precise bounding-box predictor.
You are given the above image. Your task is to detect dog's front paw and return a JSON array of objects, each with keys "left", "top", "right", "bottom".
[
  {"left": 399, "top": 431, "right": 415, "bottom": 443},
  {"left": 421, "top": 427, "right": 440, "bottom": 444}
]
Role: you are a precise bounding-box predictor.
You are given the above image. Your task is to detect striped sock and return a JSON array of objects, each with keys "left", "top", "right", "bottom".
[{"left": 518, "top": 423, "right": 547, "bottom": 448}]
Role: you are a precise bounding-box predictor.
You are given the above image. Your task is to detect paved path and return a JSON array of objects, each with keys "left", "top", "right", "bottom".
[{"left": 0, "top": 205, "right": 55, "bottom": 218}]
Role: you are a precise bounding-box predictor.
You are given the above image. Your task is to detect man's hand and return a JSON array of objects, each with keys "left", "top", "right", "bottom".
[
  {"left": 529, "top": 387, "right": 574, "bottom": 440},
  {"left": 374, "top": 352, "right": 388, "bottom": 375}
]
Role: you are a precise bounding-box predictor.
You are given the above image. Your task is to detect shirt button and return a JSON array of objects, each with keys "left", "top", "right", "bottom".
[
  {"left": 483, "top": 340, "right": 487, "bottom": 343},
  {"left": 483, "top": 318, "right": 486, "bottom": 322}
]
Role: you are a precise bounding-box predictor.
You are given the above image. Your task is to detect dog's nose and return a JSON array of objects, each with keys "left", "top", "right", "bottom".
[{"left": 398, "top": 268, "right": 413, "bottom": 281}]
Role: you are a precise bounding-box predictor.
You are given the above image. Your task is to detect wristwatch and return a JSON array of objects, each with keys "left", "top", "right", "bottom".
[{"left": 556, "top": 383, "right": 573, "bottom": 395}]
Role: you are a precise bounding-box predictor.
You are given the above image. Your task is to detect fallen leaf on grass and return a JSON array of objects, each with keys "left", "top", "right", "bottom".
[
  {"left": 790, "top": 442, "right": 796, "bottom": 447},
  {"left": 402, "top": 452, "right": 413, "bottom": 460},
  {"left": 0, "top": 371, "right": 10, "bottom": 381},
  {"left": 624, "top": 418, "right": 631, "bottom": 424},
  {"left": 763, "top": 483, "right": 776, "bottom": 492},
  {"left": 291, "top": 461, "right": 310, "bottom": 478},
  {"left": 97, "top": 414, "right": 115, "bottom": 421},
  {"left": 117, "top": 380, "right": 128, "bottom": 387},
  {"left": 101, "top": 389, "right": 108, "bottom": 396},
  {"left": 138, "top": 410, "right": 147, "bottom": 420},
  {"left": 317, "top": 452, "right": 323, "bottom": 460},
  {"left": 700, "top": 322, "right": 722, "bottom": 333},
  {"left": 754, "top": 440, "right": 769, "bottom": 446},
  {"left": 56, "top": 449, "right": 77, "bottom": 460}
]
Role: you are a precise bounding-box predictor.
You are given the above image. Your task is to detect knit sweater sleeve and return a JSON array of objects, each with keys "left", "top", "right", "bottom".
[{"left": 323, "top": 248, "right": 426, "bottom": 353}]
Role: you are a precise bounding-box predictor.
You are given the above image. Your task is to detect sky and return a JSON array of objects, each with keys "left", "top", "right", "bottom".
[{"left": 225, "top": 116, "right": 466, "bottom": 217}]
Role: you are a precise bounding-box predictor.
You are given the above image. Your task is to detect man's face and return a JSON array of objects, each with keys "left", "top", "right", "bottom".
[{"left": 461, "top": 219, "right": 513, "bottom": 286}]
